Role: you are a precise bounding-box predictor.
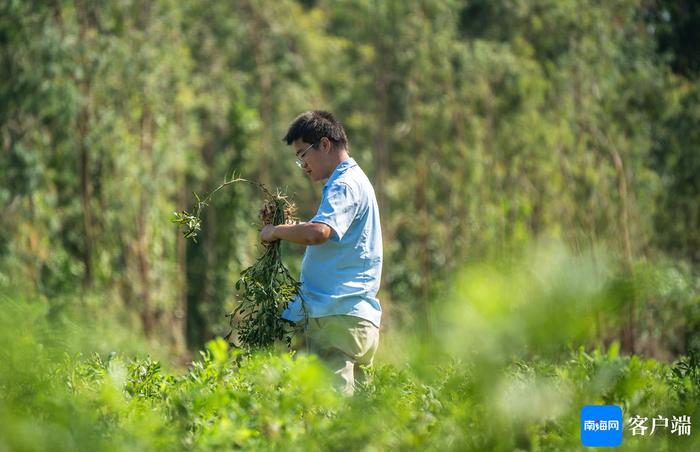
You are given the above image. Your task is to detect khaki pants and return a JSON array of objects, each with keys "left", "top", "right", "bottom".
[{"left": 299, "top": 315, "right": 379, "bottom": 396}]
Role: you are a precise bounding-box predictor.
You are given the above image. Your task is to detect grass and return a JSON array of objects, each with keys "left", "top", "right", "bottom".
[{"left": 1, "top": 245, "right": 698, "bottom": 451}]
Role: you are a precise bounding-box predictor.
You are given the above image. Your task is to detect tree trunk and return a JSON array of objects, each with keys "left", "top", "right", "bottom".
[
  {"left": 78, "top": 103, "right": 93, "bottom": 288},
  {"left": 76, "top": 3, "right": 95, "bottom": 289},
  {"left": 138, "top": 106, "right": 155, "bottom": 337},
  {"left": 247, "top": 1, "right": 271, "bottom": 186},
  {"left": 611, "top": 147, "right": 636, "bottom": 354},
  {"left": 415, "top": 153, "right": 430, "bottom": 306},
  {"left": 591, "top": 124, "right": 636, "bottom": 354},
  {"left": 372, "top": 0, "right": 392, "bottom": 239},
  {"left": 174, "top": 120, "right": 188, "bottom": 352}
]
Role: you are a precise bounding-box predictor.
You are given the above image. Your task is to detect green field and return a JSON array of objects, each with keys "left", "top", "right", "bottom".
[{"left": 2, "top": 248, "right": 698, "bottom": 450}]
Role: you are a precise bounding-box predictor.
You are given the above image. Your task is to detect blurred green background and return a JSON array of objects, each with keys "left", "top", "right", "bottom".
[
  {"left": 1, "top": 1, "right": 700, "bottom": 449},
  {"left": 2, "top": 0, "right": 698, "bottom": 355}
]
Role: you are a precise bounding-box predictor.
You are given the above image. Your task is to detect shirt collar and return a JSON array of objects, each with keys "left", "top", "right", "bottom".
[{"left": 323, "top": 157, "right": 357, "bottom": 190}]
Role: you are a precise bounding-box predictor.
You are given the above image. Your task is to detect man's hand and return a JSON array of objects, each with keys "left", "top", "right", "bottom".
[{"left": 260, "top": 224, "right": 278, "bottom": 242}]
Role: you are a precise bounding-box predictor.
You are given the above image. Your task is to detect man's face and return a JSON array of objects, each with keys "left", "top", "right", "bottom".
[{"left": 293, "top": 138, "right": 327, "bottom": 182}]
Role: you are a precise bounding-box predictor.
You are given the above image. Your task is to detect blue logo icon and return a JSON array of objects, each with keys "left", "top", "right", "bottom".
[{"left": 581, "top": 405, "right": 623, "bottom": 447}]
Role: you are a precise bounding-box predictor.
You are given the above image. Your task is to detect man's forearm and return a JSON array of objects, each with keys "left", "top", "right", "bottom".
[{"left": 266, "top": 222, "right": 331, "bottom": 245}]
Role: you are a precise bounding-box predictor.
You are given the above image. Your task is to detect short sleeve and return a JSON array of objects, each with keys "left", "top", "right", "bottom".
[{"left": 310, "top": 182, "right": 358, "bottom": 241}]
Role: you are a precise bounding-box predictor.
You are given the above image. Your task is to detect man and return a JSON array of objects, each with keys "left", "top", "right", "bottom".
[{"left": 260, "top": 110, "right": 382, "bottom": 395}]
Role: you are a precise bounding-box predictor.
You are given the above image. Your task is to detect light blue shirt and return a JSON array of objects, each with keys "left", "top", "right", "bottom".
[{"left": 282, "top": 157, "right": 383, "bottom": 327}]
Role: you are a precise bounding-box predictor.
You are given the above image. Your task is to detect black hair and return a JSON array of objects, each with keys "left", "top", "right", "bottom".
[{"left": 282, "top": 110, "right": 348, "bottom": 150}]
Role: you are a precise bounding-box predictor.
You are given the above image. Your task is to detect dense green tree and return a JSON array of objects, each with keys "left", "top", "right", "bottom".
[{"left": 1, "top": 0, "right": 696, "bottom": 353}]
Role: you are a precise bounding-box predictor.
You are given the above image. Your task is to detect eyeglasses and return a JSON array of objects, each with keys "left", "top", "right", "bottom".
[{"left": 295, "top": 142, "right": 316, "bottom": 168}]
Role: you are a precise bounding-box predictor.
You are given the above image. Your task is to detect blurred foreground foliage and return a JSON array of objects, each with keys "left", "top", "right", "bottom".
[{"left": 2, "top": 247, "right": 698, "bottom": 451}]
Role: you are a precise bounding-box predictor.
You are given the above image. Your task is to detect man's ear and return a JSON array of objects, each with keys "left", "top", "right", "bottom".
[{"left": 320, "top": 136, "right": 332, "bottom": 153}]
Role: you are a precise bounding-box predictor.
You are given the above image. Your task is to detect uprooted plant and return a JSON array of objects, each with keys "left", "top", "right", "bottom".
[{"left": 171, "top": 174, "right": 303, "bottom": 351}]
